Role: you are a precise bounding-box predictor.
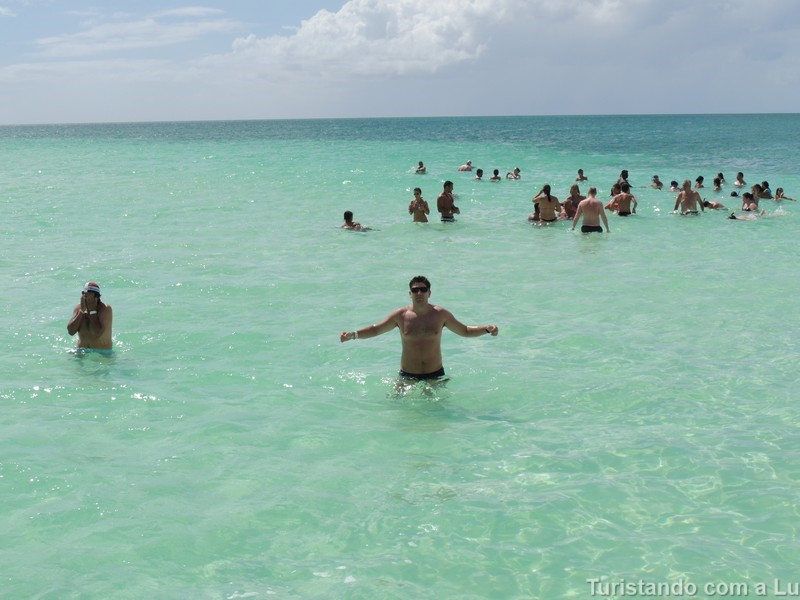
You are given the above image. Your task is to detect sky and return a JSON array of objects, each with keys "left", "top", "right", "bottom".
[{"left": 1, "top": 0, "right": 799, "bottom": 124}]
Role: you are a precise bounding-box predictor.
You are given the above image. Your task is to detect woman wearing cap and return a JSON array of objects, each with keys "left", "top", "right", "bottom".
[{"left": 67, "top": 282, "right": 114, "bottom": 350}]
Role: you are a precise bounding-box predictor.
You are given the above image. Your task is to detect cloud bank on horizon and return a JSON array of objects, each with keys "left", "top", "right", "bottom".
[{"left": 1, "top": 0, "right": 798, "bottom": 124}]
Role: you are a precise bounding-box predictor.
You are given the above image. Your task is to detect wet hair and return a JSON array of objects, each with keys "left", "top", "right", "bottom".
[
  {"left": 670, "top": 181, "right": 679, "bottom": 187},
  {"left": 541, "top": 184, "right": 552, "bottom": 202},
  {"left": 409, "top": 275, "right": 431, "bottom": 290},
  {"left": 696, "top": 176, "right": 704, "bottom": 183},
  {"left": 621, "top": 183, "right": 630, "bottom": 193},
  {"left": 343, "top": 210, "right": 353, "bottom": 222},
  {"left": 443, "top": 180, "right": 453, "bottom": 189},
  {"left": 413, "top": 187, "right": 422, "bottom": 194},
  {"left": 476, "top": 169, "right": 483, "bottom": 176},
  {"left": 713, "top": 177, "right": 721, "bottom": 187},
  {"left": 703, "top": 201, "right": 711, "bottom": 207},
  {"left": 730, "top": 191, "right": 739, "bottom": 197},
  {"left": 762, "top": 181, "right": 770, "bottom": 188}
]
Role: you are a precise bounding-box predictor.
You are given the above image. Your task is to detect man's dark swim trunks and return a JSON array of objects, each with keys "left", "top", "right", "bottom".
[
  {"left": 618, "top": 211, "right": 631, "bottom": 216},
  {"left": 540, "top": 217, "right": 558, "bottom": 223},
  {"left": 399, "top": 367, "right": 446, "bottom": 380},
  {"left": 440, "top": 216, "right": 455, "bottom": 222},
  {"left": 581, "top": 225, "right": 603, "bottom": 233}
]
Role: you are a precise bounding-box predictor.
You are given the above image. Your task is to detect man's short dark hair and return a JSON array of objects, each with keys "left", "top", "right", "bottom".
[
  {"left": 409, "top": 275, "right": 431, "bottom": 290},
  {"left": 343, "top": 210, "right": 353, "bottom": 221}
]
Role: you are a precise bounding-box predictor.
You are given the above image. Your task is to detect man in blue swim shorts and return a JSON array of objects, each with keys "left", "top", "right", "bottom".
[
  {"left": 437, "top": 181, "right": 460, "bottom": 222},
  {"left": 339, "top": 276, "right": 498, "bottom": 379}
]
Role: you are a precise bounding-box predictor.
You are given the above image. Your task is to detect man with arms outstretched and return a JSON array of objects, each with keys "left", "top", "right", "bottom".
[{"left": 340, "top": 276, "right": 498, "bottom": 380}]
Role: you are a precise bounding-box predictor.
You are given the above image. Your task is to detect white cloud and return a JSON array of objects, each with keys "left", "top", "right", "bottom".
[
  {"left": 0, "top": 59, "right": 193, "bottom": 82},
  {"left": 220, "top": 0, "right": 506, "bottom": 78},
  {"left": 33, "top": 8, "right": 242, "bottom": 58}
]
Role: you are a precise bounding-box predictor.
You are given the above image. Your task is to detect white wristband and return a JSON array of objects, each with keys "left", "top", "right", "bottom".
[{"left": 353, "top": 331, "right": 358, "bottom": 340}]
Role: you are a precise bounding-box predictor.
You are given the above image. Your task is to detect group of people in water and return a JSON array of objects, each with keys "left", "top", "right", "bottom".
[
  {"left": 339, "top": 164, "right": 794, "bottom": 232},
  {"left": 336, "top": 166, "right": 795, "bottom": 383}
]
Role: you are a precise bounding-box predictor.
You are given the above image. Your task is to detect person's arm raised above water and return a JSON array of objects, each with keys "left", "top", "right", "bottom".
[
  {"left": 442, "top": 309, "right": 498, "bottom": 338},
  {"left": 67, "top": 302, "right": 85, "bottom": 336},
  {"left": 340, "top": 308, "right": 401, "bottom": 343}
]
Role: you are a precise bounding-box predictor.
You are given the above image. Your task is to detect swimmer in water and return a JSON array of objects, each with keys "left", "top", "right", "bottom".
[
  {"left": 673, "top": 179, "right": 704, "bottom": 214},
  {"left": 702, "top": 200, "right": 726, "bottom": 210},
  {"left": 728, "top": 210, "right": 765, "bottom": 220},
  {"left": 341, "top": 210, "right": 367, "bottom": 231},
  {"left": 437, "top": 181, "right": 460, "bottom": 222},
  {"left": 408, "top": 188, "right": 430, "bottom": 222},
  {"left": 339, "top": 275, "right": 498, "bottom": 381},
  {"left": 67, "top": 281, "right": 114, "bottom": 350},
  {"left": 572, "top": 187, "right": 610, "bottom": 233}
]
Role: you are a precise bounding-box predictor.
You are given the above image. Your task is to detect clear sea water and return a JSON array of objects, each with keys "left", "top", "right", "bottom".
[{"left": 2, "top": 114, "right": 800, "bottom": 599}]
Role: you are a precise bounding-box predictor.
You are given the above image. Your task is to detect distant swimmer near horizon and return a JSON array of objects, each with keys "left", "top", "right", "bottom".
[
  {"left": 457, "top": 160, "right": 473, "bottom": 172},
  {"left": 67, "top": 281, "right": 113, "bottom": 350},
  {"left": 415, "top": 161, "right": 426, "bottom": 174},
  {"left": 339, "top": 275, "right": 498, "bottom": 381}
]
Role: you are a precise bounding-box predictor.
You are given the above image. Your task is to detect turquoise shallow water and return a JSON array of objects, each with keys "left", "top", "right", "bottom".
[{"left": 2, "top": 115, "right": 800, "bottom": 598}]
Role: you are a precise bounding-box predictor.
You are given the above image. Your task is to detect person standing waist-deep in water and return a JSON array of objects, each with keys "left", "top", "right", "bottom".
[
  {"left": 408, "top": 187, "right": 430, "bottom": 222},
  {"left": 339, "top": 276, "right": 498, "bottom": 380},
  {"left": 572, "top": 187, "right": 610, "bottom": 233},
  {"left": 67, "top": 281, "right": 113, "bottom": 350},
  {"left": 437, "top": 181, "right": 460, "bottom": 222}
]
